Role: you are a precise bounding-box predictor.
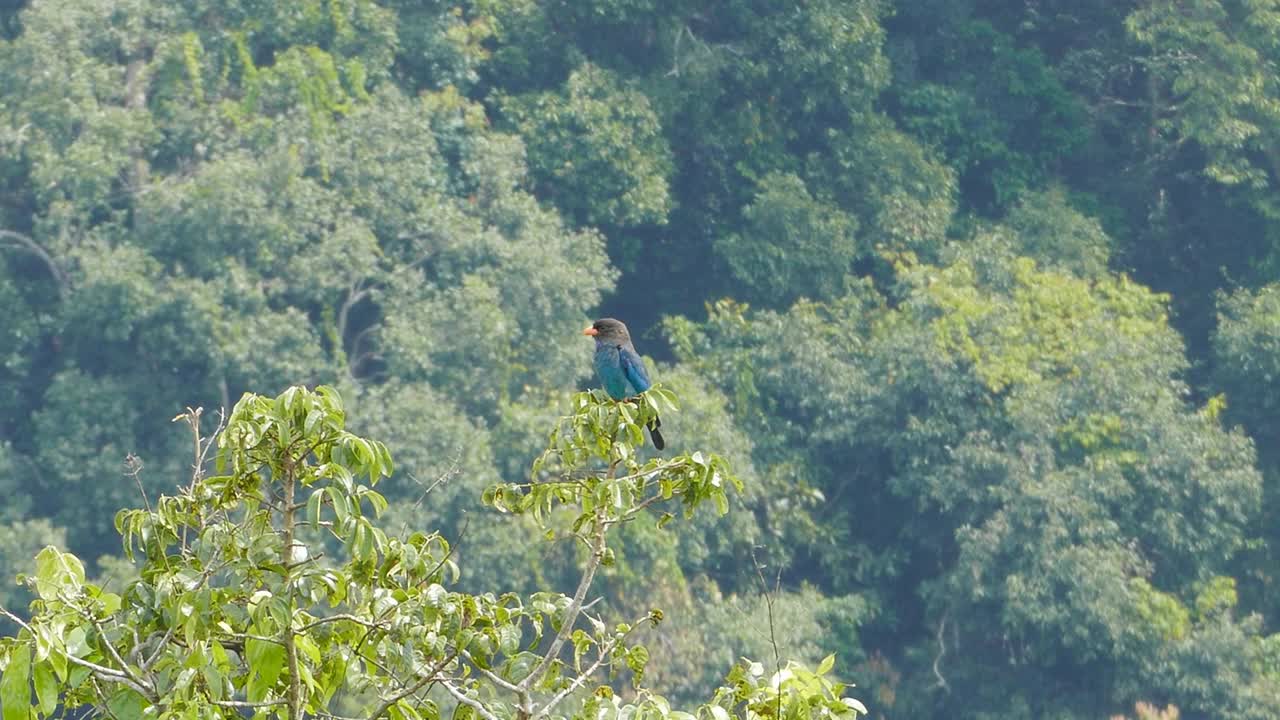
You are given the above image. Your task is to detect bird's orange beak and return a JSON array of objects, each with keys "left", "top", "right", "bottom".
[{"left": 583, "top": 327, "right": 599, "bottom": 336}]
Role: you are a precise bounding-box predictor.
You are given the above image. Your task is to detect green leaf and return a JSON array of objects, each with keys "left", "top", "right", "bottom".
[
  {"left": 32, "top": 662, "right": 55, "bottom": 717},
  {"left": 63, "top": 628, "right": 87, "bottom": 658},
  {"left": 307, "top": 488, "right": 325, "bottom": 528},
  {"left": 816, "top": 653, "right": 835, "bottom": 676},
  {"left": 245, "top": 637, "right": 286, "bottom": 702},
  {"left": 296, "top": 635, "right": 323, "bottom": 667},
  {"left": 364, "top": 489, "right": 388, "bottom": 517},
  {"left": 330, "top": 487, "right": 351, "bottom": 527},
  {"left": 498, "top": 623, "right": 521, "bottom": 656},
  {"left": 625, "top": 645, "right": 649, "bottom": 674},
  {"left": 2, "top": 644, "right": 31, "bottom": 720},
  {"left": 452, "top": 700, "right": 475, "bottom": 720},
  {"left": 106, "top": 688, "right": 144, "bottom": 720},
  {"left": 97, "top": 592, "right": 122, "bottom": 615},
  {"left": 33, "top": 547, "right": 84, "bottom": 601}
]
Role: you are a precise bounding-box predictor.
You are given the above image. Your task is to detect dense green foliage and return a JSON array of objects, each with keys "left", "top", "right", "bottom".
[
  {"left": 0, "top": 385, "right": 867, "bottom": 720},
  {"left": 1, "top": 0, "right": 1279, "bottom": 717}
]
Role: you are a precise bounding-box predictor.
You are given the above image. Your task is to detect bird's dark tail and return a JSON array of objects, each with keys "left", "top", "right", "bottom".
[{"left": 648, "top": 414, "right": 665, "bottom": 451}]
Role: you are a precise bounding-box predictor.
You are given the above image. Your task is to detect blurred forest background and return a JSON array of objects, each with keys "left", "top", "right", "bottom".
[{"left": 2, "top": 0, "right": 1280, "bottom": 717}]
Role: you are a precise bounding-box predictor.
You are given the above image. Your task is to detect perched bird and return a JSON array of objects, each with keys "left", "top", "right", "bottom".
[{"left": 583, "top": 317, "right": 665, "bottom": 450}]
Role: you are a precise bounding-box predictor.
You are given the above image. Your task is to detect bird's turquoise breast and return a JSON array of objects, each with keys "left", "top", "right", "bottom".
[{"left": 593, "top": 345, "right": 632, "bottom": 399}]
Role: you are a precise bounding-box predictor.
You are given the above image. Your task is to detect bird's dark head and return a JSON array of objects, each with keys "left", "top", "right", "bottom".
[{"left": 583, "top": 317, "right": 631, "bottom": 345}]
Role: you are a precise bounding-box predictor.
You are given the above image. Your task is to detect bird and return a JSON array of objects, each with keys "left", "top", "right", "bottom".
[{"left": 583, "top": 317, "right": 665, "bottom": 450}]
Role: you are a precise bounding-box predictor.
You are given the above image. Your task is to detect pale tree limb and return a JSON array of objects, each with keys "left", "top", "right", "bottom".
[
  {"left": 336, "top": 279, "right": 372, "bottom": 347},
  {"left": 0, "top": 606, "right": 156, "bottom": 701},
  {"left": 0, "top": 229, "right": 68, "bottom": 296},
  {"left": 518, "top": 503, "right": 607, "bottom": 695},
  {"left": 280, "top": 463, "right": 303, "bottom": 720},
  {"left": 297, "top": 613, "right": 389, "bottom": 634},
  {"left": 532, "top": 635, "right": 619, "bottom": 720},
  {"left": 212, "top": 699, "right": 289, "bottom": 709},
  {"left": 931, "top": 610, "right": 950, "bottom": 693},
  {"left": 461, "top": 650, "right": 523, "bottom": 694},
  {"left": 440, "top": 679, "right": 504, "bottom": 720}
]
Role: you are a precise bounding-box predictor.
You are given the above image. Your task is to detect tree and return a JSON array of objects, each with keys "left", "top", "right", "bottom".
[
  {"left": 714, "top": 172, "right": 860, "bottom": 309},
  {"left": 885, "top": 8, "right": 1089, "bottom": 215},
  {"left": 0, "top": 385, "right": 867, "bottom": 720},
  {"left": 665, "top": 247, "right": 1275, "bottom": 718},
  {"left": 0, "top": 0, "right": 615, "bottom": 556},
  {"left": 1212, "top": 284, "right": 1280, "bottom": 617},
  {"left": 498, "top": 63, "right": 674, "bottom": 230}
]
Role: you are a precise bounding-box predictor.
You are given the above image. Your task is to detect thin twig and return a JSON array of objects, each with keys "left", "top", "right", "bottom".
[
  {"left": 397, "top": 455, "right": 462, "bottom": 538},
  {"left": 144, "top": 557, "right": 226, "bottom": 670},
  {"left": 751, "top": 547, "right": 783, "bottom": 720},
  {"left": 124, "top": 453, "right": 151, "bottom": 514},
  {"left": 532, "top": 608, "right": 651, "bottom": 720},
  {"left": 366, "top": 650, "right": 460, "bottom": 720},
  {"left": 87, "top": 616, "right": 146, "bottom": 691},
  {"left": 297, "top": 613, "right": 388, "bottom": 634},
  {"left": 418, "top": 514, "right": 468, "bottom": 589},
  {"left": 90, "top": 677, "right": 127, "bottom": 720},
  {"left": 0, "top": 605, "right": 31, "bottom": 633}
]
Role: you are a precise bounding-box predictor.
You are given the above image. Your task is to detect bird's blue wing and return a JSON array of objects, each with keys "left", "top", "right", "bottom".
[{"left": 618, "top": 345, "right": 653, "bottom": 394}]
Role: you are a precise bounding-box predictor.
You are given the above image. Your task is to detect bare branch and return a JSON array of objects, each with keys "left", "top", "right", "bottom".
[
  {"left": 590, "top": 457, "right": 689, "bottom": 487},
  {"left": 0, "top": 605, "right": 32, "bottom": 633},
  {"left": 317, "top": 713, "right": 366, "bottom": 720},
  {"left": 69, "top": 658, "right": 155, "bottom": 704},
  {"left": 666, "top": 24, "right": 685, "bottom": 77},
  {"left": 87, "top": 615, "right": 148, "bottom": 694},
  {"left": 280, "top": 462, "right": 303, "bottom": 720},
  {"left": 931, "top": 610, "right": 950, "bottom": 693},
  {"left": 518, "top": 504, "right": 606, "bottom": 693},
  {"left": 532, "top": 636, "right": 618, "bottom": 720},
  {"left": 297, "top": 613, "right": 388, "bottom": 634},
  {"left": 394, "top": 457, "right": 461, "bottom": 539},
  {"left": 336, "top": 279, "right": 370, "bottom": 343},
  {"left": 142, "top": 623, "right": 180, "bottom": 670},
  {"left": 212, "top": 699, "right": 289, "bottom": 709},
  {"left": 440, "top": 680, "right": 504, "bottom": 720},
  {"left": 460, "top": 650, "right": 523, "bottom": 694},
  {"left": 0, "top": 229, "right": 68, "bottom": 296},
  {"left": 48, "top": 590, "right": 160, "bottom": 704}
]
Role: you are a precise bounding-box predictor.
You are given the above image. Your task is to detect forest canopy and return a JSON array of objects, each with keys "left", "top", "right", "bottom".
[{"left": 1, "top": 0, "right": 1279, "bottom": 717}]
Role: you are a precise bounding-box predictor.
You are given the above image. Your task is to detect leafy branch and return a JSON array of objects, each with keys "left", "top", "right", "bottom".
[{"left": 0, "top": 385, "right": 865, "bottom": 720}]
